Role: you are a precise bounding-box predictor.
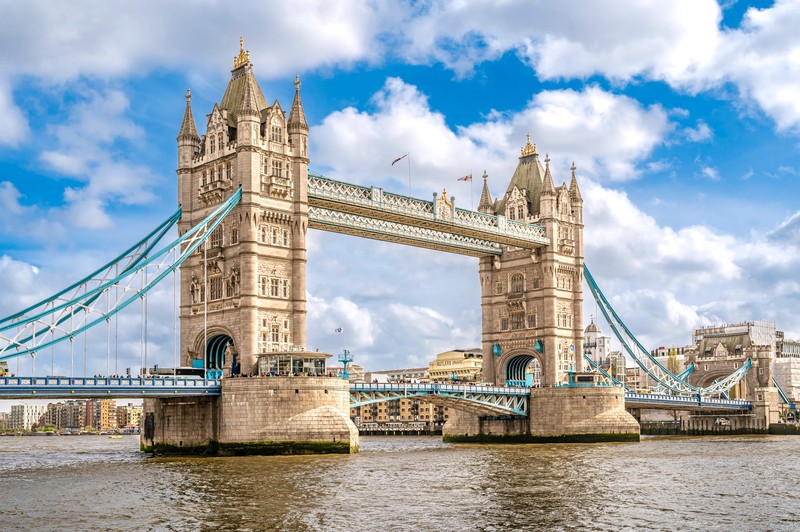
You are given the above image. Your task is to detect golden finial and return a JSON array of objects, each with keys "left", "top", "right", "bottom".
[
  {"left": 233, "top": 37, "right": 251, "bottom": 69},
  {"left": 442, "top": 188, "right": 448, "bottom": 200},
  {"left": 520, "top": 132, "right": 538, "bottom": 157}
]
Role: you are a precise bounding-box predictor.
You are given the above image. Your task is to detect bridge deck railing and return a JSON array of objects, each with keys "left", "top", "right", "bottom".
[
  {"left": 308, "top": 174, "right": 548, "bottom": 244},
  {"left": 0, "top": 376, "right": 221, "bottom": 388},
  {"left": 350, "top": 382, "right": 530, "bottom": 396}
]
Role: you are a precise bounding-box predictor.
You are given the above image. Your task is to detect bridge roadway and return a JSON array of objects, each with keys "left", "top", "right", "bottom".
[{"left": 0, "top": 377, "right": 752, "bottom": 414}]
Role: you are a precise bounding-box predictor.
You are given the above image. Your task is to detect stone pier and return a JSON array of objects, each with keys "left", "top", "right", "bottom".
[
  {"left": 141, "top": 377, "right": 358, "bottom": 455},
  {"left": 443, "top": 386, "right": 639, "bottom": 443}
]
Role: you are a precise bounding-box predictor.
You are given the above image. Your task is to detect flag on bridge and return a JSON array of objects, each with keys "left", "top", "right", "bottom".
[
  {"left": 457, "top": 173, "right": 473, "bottom": 181},
  {"left": 391, "top": 154, "right": 408, "bottom": 166}
]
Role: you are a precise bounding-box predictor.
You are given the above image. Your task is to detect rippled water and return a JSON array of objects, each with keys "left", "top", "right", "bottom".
[{"left": 1, "top": 434, "right": 799, "bottom": 531}]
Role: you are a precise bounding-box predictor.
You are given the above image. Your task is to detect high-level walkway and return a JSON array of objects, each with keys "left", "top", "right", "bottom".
[{"left": 307, "top": 173, "right": 549, "bottom": 256}]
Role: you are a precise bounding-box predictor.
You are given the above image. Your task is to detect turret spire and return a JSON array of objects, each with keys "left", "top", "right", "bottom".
[
  {"left": 542, "top": 153, "right": 556, "bottom": 195},
  {"left": 569, "top": 161, "right": 583, "bottom": 202},
  {"left": 177, "top": 88, "right": 199, "bottom": 141},
  {"left": 478, "top": 169, "right": 494, "bottom": 214},
  {"left": 288, "top": 73, "right": 308, "bottom": 132},
  {"left": 239, "top": 70, "right": 260, "bottom": 116}
]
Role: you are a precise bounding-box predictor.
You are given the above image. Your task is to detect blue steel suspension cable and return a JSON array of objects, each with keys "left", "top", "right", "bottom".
[{"left": 0, "top": 188, "right": 241, "bottom": 360}]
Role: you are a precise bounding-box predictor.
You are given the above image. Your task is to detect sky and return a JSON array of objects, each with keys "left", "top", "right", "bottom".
[{"left": 1, "top": 0, "right": 799, "bottom": 386}]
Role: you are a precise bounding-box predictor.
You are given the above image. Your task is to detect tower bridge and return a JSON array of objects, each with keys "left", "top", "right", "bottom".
[{"left": 0, "top": 41, "right": 778, "bottom": 454}]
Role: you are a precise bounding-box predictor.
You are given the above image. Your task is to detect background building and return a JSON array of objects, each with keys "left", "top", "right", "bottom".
[
  {"left": 117, "top": 403, "right": 143, "bottom": 432},
  {"left": 10, "top": 404, "right": 47, "bottom": 431},
  {"left": 427, "top": 349, "right": 482, "bottom": 382},
  {"left": 583, "top": 321, "right": 611, "bottom": 367}
]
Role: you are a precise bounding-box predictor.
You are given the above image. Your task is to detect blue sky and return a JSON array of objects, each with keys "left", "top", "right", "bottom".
[{"left": 1, "top": 0, "right": 799, "bottom": 382}]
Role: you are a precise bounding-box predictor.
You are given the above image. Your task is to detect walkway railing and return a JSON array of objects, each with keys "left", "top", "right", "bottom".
[
  {"left": 307, "top": 173, "right": 549, "bottom": 255},
  {"left": 0, "top": 376, "right": 221, "bottom": 398}
]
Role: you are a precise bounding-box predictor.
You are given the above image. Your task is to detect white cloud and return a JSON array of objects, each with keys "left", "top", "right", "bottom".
[
  {"left": 0, "top": 82, "right": 29, "bottom": 146},
  {"left": 314, "top": 78, "right": 671, "bottom": 190},
  {"left": 396, "top": 0, "right": 721, "bottom": 80},
  {"left": 701, "top": 166, "right": 721, "bottom": 181},
  {"left": 682, "top": 121, "right": 713, "bottom": 142},
  {"left": 39, "top": 88, "right": 158, "bottom": 228}
]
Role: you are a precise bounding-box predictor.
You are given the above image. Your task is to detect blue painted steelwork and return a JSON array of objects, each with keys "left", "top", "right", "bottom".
[
  {"left": 624, "top": 392, "right": 752, "bottom": 411},
  {"left": 773, "top": 377, "right": 797, "bottom": 412},
  {"left": 0, "top": 377, "right": 752, "bottom": 411},
  {"left": 584, "top": 264, "right": 750, "bottom": 397},
  {"left": 0, "top": 188, "right": 242, "bottom": 361},
  {"left": 349, "top": 382, "right": 530, "bottom": 416},
  {"left": 206, "top": 334, "right": 233, "bottom": 370},
  {"left": 506, "top": 354, "right": 535, "bottom": 388},
  {"left": 0, "top": 208, "right": 181, "bottom": 328},
  {"left": 0, "top": 376, "right": 221, "bottom": 399}
]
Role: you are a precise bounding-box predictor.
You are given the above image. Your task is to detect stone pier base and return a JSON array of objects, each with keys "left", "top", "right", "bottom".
[
  {"left": 443, "top": 386, "right": 640, "bottom": 444},
  {"left": 141, "top": 377, "right": 358, "bottom": 455}
]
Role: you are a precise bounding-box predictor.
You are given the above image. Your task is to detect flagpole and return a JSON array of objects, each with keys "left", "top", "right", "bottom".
[
  {"left": 470, "top": 169, "right": 474, "bottom": 210},
  {"left": 408, "top": 153, "right": 412, "bottom": 197}
]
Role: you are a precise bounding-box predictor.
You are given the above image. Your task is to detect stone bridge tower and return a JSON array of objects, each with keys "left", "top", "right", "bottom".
[
  {"left": 176, "top": 40, "right": 309, "bottom": 374},
  {"left": 478, "top": 137, "right": 584, "bottom": 387}
]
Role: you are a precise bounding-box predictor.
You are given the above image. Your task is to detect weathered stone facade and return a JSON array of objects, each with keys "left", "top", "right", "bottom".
[
  {"left": 177, "top": 41, "right": 309, "bottom": 374},
  {"left": 479, "top": 139, "right": 584, "bottom": 387},
  {"left": 142, "top": 377, "right": 357, "bottom": 455}
]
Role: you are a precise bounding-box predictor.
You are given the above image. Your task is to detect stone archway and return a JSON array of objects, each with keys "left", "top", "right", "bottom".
[
  {"left": 206, "top": 334, "right": 234, "bottom": 372},
  {"left": 505, "top": 353, "right": 543, "bottom": 387}
]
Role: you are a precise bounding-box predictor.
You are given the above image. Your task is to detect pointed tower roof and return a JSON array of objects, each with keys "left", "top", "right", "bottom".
[
  {"left": 569, "top": 162, "right": 583, "bottom": 202},
  {"left": 541, "top": 154, "right": 556, "bottom": 196},
  {"left": 288, "top": 74, "right": 308, "bottom": 131},
  {"left": 218, "top": 38, "right": 268, "bottom": 126},
  {"left": 478, "top": 170, "right": 494, "bottom": 214},
  {"left": 177, "top": 88, "right": 199, "bottom": 141},
  {"left": 496, "top": 134, "right": 546, "bottom": 216}
]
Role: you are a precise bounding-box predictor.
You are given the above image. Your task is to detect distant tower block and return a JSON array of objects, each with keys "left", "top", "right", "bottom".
[
  {"left": 177, "top": 39, "right": 309, "bottom": 375},
  {"left": 479, "top": 138, "right": 584, "bottom": 387}
]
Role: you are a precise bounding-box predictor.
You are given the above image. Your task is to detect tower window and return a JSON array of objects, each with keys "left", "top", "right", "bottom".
[
  {"left": 511, "top": 312, "right": 525, "bottom": 330},
  {"left": 210, "top": 227, "right": 223, "bottom": 248},
  {"left": 209, "top": 277, "right": 223, "bottom": 301},
  {"left": 511, "top": 273, "right": 524, "bottom": 293},
  {"left": 231, "top": 226, "right": 239, "bottom": 245},
  {"left": 272, "top": 159, "right": 283, "bottom": 177}
]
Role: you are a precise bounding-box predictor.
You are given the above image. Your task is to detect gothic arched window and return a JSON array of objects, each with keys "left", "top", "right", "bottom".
[{"left": 511, "top": 273, "right": 524, "bottom": 293}]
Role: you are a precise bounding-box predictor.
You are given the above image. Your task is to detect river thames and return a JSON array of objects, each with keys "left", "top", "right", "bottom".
[{"left": 1, "top": 434, "right": 798, "bottom": 531}]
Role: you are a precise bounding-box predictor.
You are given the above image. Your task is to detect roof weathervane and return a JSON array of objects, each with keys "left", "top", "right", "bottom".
[
  {"left": 185, "top": 88, "right": 192, "bottom": 102},
  {"left": 521, "top": 132, "right": 538, "bottom": 157},
  {"left": 234, "top": 36, "right": 251, "bottom": 69}
]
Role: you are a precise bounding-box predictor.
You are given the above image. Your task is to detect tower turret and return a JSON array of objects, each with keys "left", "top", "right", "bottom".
[
  {"left": 177, "top": 88, "right": 200, "bottom": 169},
  {"left": 288, "top": 74, "right": 309, "bottom": 159},
  {"left": 478, "top": 170, "right": 494, "bottom": 214},
  {"left": 237, "top": 66, "right": 261, "bottom": 147},
  {"left": 540, "top": 154, "right": 556, "bottom": 216}
]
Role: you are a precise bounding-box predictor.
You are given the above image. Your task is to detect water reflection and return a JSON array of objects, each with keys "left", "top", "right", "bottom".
[{"left": 1, "top": 435, "right": 800, "bottom": 531}]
